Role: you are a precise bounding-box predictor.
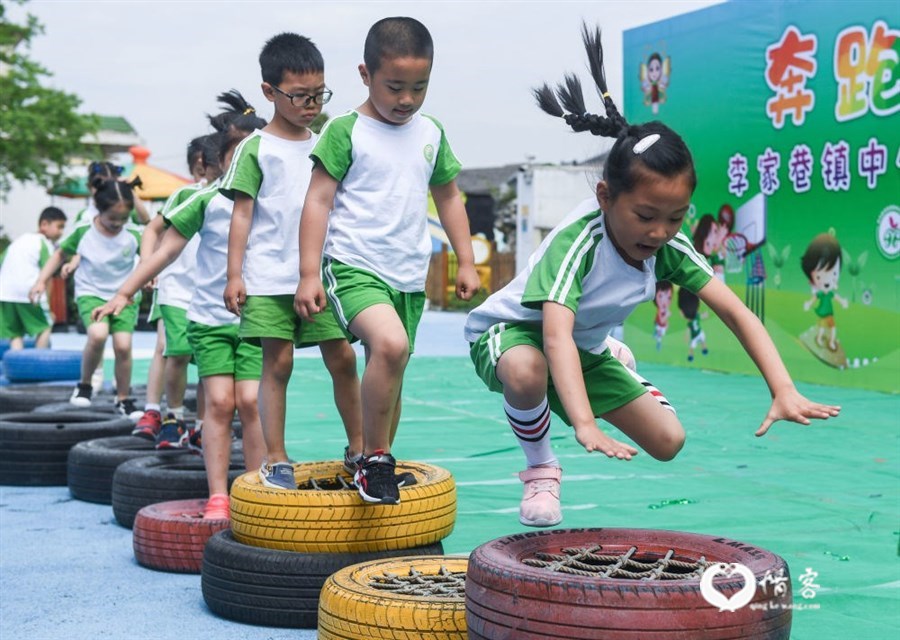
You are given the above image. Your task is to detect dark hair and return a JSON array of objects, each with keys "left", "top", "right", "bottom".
[
  {"left": 39, "top": 206, "right": 67, "bottom": 224},
  {"left": 692, "top": 214, "right": 716, "bottom": 256},
  {"left": 259, "top": 32, "right": 324, "bottom": 86},
  {"left": 534, "top": 24, "right": 696, "bottom": 202},
  {"left": 200, "top": 133, "right": 225, "bottom": 169},
  {"left": 207, "top": 89, "right": 267, "bottom": 137},
  {"left": 648, "top": 52, "right": 663, "bottom": 66},
  {"left": 187, "top": 135, "right": 207, "bottom": 171},
  {"left": 678, "top": 286, "right": 700, "bottom": 320},
  {"left": 364, "top": 17, "right": 433, "bottom": 75},
  {"left": 654, "top": 280, "right": 673, "bottom": 306},
  {"left": 91, "top": 177, "right": 141, "bottom": 213},
  {"left": 801, "top": 233, "right": 842, "bottom": 281},
  {"left": 87, "top": 161, "right": 123, "bottom": 181},
  {"left": 717, "top": 204, "right": 734, "bottom": 232}
]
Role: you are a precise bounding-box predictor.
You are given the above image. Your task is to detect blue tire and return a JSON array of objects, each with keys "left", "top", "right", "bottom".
[{"left": 1, "top": 349, "right": 82, "bottom": 383}]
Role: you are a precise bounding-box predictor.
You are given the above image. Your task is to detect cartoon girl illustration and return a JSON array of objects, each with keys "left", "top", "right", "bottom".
[
  {"left": 653, "top": 280, "right": 673, "bottom": 351},
  {"left": 678, "top": 287, "right": 708, "bottom": 362},
  {"left": 640, "top": 52, "right": 670, "bottom": 114},
  {"left": 801, "top": 233, "right": 848, "bottom": 351},
  {"left": 692, "top": 214, "right": 727, "bottom": 281}
]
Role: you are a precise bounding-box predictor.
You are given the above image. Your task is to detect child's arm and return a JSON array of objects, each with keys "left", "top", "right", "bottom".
[
  {"left": 698, "top": 277, "right": 841, "bottom": 435},
  {"left": 294, "top": 166, "right": 338, "bottom": 321},
  {"left": 431, "top": 180, "right": 480, "bottom": 301},
  {"left": 91, "top": 226, "right": 190, "bottom": 321},
  {"left": 224, "top": 193, "right": 254, "bottom": 316},
  {"left": 29, "top": 249, "right": 66, "bottom": 302},
  {"left": 803, "top": 290, "right": 818, "bottom": 311},
  {"left": 60, "top": 253, "right": 80, "bottom": 279},
  {"left": 543, "top": 301, "right": 639, "bottom": 459},
  {"left": 132, "top": 196, "right": 151, "bottom": 225},
  {"left": 138, "top": 214, "right": 166, "bottom": 288}
]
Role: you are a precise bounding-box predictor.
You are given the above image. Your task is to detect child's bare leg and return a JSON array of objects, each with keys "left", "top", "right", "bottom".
[
  {"left": 34, "top": 327, "right": 51, "bottom": 349},
  {"left": 828, "top": 327, "right": 838, "bottom": 351},
  {"left": 349, "top": 305, "right": 410, "bottom": 455},
  {"left": 235, "top": 379, "right": 265, "bottom": 472},
  {"left": 164, "top": 354, "right": 191, "bottom": 413},
  {"left": 201, "top": 375, "right": 236, "bottom": 496},
  {"left": 319, "top": 338, "right": 362, "bottom": 456},
  {"left": 258, "top": 338, "right": 293, "bottom": 463},
  {"left": 601, "top": 393, "right": 685, "bottom": 462},
  {"left": 111, "top": 332, "right": 133, "bottom": 399},
  {"left": 80, "top": 322, "right": 109, "bottom": 385},
  {"left": 10, "top": 336, "right": 24, "bottom": 350},
  {"left": 146, "top": 321, "right": 166, "bottom": 407}
]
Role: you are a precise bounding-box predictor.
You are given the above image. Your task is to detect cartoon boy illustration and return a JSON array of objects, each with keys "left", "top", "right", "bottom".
[
  {"left": 801, "top": 233, "right": 848, "bottom": 351},
  {"left": 653, "top": 280, "right": 673, "bottom": 351},
  {"left": 640, "top": 52, "right": 670, "bottom": 114},
  {"left": 692, "top": 214, "right": 727, "bottom": 281}
]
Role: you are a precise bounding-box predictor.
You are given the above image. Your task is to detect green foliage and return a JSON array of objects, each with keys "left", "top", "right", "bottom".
[{"left": 0, "top": 0, "right": 98, "bottom": 195}]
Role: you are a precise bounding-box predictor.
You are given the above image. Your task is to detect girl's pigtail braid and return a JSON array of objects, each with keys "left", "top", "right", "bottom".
[
  {"left": 128, "top": 176, "right": 143, "bottom": 191},
  {"left": 533, "top": 84, "right": 564, "bottom": 118}
]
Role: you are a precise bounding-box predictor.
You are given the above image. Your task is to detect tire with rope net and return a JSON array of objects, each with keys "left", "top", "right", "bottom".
[
  {"left": 230, "top": 460, "right": 456, "bottom": 553},
  {"left": 201, "top": 529, "right": 445, "bottom": 628},
  {"left": 465, "top": 528, "right": 792, "bottom": 639},
  {"left": 132, "top": 498, "right": 230, "bottom": 573},
  {"left": 318, "top": 555, "right": 468, "bottom": 639}
]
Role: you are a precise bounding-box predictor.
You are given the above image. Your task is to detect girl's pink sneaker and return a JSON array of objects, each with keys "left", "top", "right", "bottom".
[{"left": 518, "top": 466, "right": 562, "bottom": 527}]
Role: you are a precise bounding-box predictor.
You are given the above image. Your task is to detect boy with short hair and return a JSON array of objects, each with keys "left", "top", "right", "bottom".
[
  {"left": 0, "top": 207, "right": 67, "bottom": 349},
  {"left": 295, "top": 17, "right": 480, "bottom": 504},
  {"left": 222, "top": 32, "right": 363, "bottom": 491}
]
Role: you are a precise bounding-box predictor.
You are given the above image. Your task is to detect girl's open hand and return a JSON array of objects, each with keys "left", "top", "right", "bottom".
[
  {"left": 756, "top": 387, "right": 841, "bottom": 436},
  {"left": 573, "top": 423, "right": 639, "bottom": 460}
]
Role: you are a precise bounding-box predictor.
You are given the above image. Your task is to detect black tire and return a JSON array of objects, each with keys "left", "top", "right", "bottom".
[
  {"left": 67, "top": 435, "right": 190, "bottom": 504},
  {"left": 0, "top": 412, "right": 133, "bottom": 486},
  {"left": 111, "top": 450, "right": 245, "bottom": 529},
  {"left": 0, "top": 384, "right": 77, "bottom": 412},
  {"left": 34, "top": 399, "right": 119, "bottom": 415},
  {"left": 201, "top": 529, "right": 445, "bottom": 629},
  {"left": 1, "top": 349, "right": 81, "bottom": 382}
]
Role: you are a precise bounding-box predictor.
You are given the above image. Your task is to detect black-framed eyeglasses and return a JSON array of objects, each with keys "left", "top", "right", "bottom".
[{"left": 270, "top": 85, "right": 333, "bottom": 107}]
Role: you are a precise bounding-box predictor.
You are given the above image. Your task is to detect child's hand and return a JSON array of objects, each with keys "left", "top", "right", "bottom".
[
  {"left": 28, "top": 282, "right": 45, "bottom": 303},
  {"left": 755, "top": 387, "right": 841, "bottom": 436},
  {"left": 91, "top": 294, "right": 130, "bottom": 322},
  {"left": 294, "top": 277, "right": 326, "bottom": 321},
  {"left": 573, "top": 423, "right": 639, "bottom": 460},
  {"left": 60, "top": 262, "right": 76, "bottom": 279},
  {"left": 223, "top": 277, "right": 246, "bottom": 316},
  {"left": 455, "top": 264, "right": 481, "bottom": 301}
]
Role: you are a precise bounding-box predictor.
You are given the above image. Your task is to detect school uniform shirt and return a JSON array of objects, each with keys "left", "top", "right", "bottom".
[
  {"left": 155, "top": 182, "right": 204, "bottom": 309},
  {"left": 219, "top": 129, "right": 317, "bottom": 296},
  {"left": 311, "top": 111, "right": 461, "bottom": 293},
  {"left": 464, "top": 198, "right": 714, "bottom": 355},
  {"left": 59, "top": 221, "right": 141, "bottom": 300},
  {"left": 0, "top": 233, "right": 54, "bottom": 303},
  {"left": 164, "top": 180, "right": 237, "bottom": 327}
]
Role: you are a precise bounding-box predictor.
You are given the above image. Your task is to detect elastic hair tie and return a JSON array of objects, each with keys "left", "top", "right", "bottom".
[
  {"left": 633, "top": 133, "right": 661, "bottom": 154},
  {"left": 601, "top": 92, "right": 611, "bottom": 100},
  {"left": 242, "top": 107, "right": 255, "bottom": 115}
]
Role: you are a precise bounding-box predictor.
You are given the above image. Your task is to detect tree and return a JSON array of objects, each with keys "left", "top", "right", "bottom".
[{"left": 0, "top": 0, "right": 97, "bottom": 195}]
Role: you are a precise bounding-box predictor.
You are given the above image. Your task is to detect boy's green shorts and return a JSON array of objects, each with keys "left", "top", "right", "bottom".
[
  {"left": 77, "top": 295, "right": 137, "bottom": 334},
  {"left": 187, "top": 321, "right": 261, "bottom": 381},
  {"left": 159, "top": 305, "right": 192, "bottom": 357},
  {"left": 323, "top": 259, "right": 425, "bottom": 354},
  {"left": 240, "top": 294, "right": 351, "bottom": 348},
  {"left": 469, "top": 322, "right": 649, "bottom": 424},
  {"left": 0, "top": 301, "right": 50, "bottom": 339}
]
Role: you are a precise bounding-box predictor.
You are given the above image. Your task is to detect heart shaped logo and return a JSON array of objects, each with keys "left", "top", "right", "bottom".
[{"left": 699, "top": 562, "right": 757, "bottom": 612}]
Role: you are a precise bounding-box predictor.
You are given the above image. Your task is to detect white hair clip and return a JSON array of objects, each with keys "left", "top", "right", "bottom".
[{"left": 633, "top": 133, "right": 660, "bottom": 154}]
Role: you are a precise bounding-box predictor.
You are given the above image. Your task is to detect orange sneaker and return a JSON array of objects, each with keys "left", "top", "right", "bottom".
[
  {"left": 204, "top": 493, "right": 230, "bottom": 520},
  {"left": 518, "top": 466, "right": 562, "bottom": 527}
]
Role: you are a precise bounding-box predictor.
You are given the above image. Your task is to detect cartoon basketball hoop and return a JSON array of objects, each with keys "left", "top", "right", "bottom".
[{"left": 725, "top": 233, "right": 749, "bottom": 273}]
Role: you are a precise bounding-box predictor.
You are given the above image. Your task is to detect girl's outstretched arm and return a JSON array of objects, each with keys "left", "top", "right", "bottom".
[{"left": 698, "top": 277, "right": 841, "bottom": 436}]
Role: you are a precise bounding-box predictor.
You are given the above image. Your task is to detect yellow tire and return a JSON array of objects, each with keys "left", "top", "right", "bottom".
[
  {"left": 318, "top": 555, "right": 467, "bottom": 640},
  {"left": 230, "top": 460, "right": 456, "bottom": 553}
]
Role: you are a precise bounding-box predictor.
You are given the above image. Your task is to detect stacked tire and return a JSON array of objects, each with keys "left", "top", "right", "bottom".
[{"left": 202, "top": 459, "right": 458, "bottom": 628}]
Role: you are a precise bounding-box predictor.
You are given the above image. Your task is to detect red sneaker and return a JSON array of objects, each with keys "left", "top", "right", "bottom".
[{"left": 132, "top": 409, "right": 162, "bottom": 441}]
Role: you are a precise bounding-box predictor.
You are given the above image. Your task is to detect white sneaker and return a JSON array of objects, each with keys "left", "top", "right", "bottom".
[{"left": 69, "top": 383, "right": 93, "bottom": 408}]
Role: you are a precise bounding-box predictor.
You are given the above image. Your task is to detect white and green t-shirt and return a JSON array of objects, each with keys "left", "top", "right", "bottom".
[
  {"left": 464, "top": 198, "right": 714, "bottom": 355},
  {"left": 0, "top": 232, "right": 54, "bottom": 303},
  {"left": 219, "top": 129, "right": 317, "bottom": 296},
  {"left": 312, "top": 111, "right": 461, "bottom": 292},
  {"left": 59, "top": 220, "right": 141, "bottom": 300},
  {"left": 165, "top": 180, "right": 237, "bottom": 327},
  {"left": 156, "top": 182, "right": 204, "bottom": 309}
]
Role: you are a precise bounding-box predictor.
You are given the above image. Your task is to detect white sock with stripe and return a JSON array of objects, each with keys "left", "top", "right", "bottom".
[{"left": 504, "top": 397, "right": 559, "bottom": 468}]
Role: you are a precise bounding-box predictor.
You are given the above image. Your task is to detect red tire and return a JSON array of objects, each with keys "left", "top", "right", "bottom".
[
  {"left": 133, "top": 498, "right": 229, "bottom": 573},
  {"left": 466, "top": 528, "right": 792, "bottom": 639}
]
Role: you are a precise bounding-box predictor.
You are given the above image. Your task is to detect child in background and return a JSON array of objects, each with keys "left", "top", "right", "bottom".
[
  {"left": 678, "top": 287, "right": 708, "bottom": 361},
  {"left": 94, "top": 130, "right": 265, "bottom": 520},
  {"left": 73, "top": 162, "right": 151, "bottom": 227},
  {"left": 31, "top": 178, "right": 145, "bottom": 420},
  {"left": 0, "top": 207, "right": 67, "bottom": 349},
  {"left": 132, "top": 135, "right": 208, "bottom": 444},
  {"left": 222, "top": 33, "right": 363, "bottom": 492},
  {"left": 295, "top": 18, "right": 480, "bottom": 504},
  {"left": 464, "top": 25, "right": 840, "bottom": 528}
]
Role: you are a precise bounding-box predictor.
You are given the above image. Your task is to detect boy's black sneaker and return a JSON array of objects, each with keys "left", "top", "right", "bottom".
[
  {"left": 354, "top": 450, "right": 401, "bottom": 505},
  {"left": 69, "top": 383, "right": 93, "bottom": 407},
  {"left": 115, "top": 397, "right": 144, "bottom": 421},
  {"left": 344, "top": 446, "right": 416, "bottom": 487}
]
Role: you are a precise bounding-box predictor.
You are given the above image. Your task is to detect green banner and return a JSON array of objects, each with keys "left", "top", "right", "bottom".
[{"left": 623, "top": 0, "right": 899, "bottom": 393}]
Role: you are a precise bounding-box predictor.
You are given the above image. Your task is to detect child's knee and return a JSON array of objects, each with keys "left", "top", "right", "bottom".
[
  {"left": 498, "top": 348, "right": 547, "bottom": 399},
  {"left": 369, "top": 332, "right": 410, "bottom": 366},
  {"left": 207, "top": 391, "right": 236, "bottom": 418},
  {"left": 648, "top": 422, "right": 686, "bottom": 461}
]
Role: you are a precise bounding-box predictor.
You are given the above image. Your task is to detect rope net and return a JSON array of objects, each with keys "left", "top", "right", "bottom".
[
  {"left": 522, "top": 545, "right": 710, "bottom": 580},
  {"left": 368, "top": 565, "right": 467, "bottom": 598}
]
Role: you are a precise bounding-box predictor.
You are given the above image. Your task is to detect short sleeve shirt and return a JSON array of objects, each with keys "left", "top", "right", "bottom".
[
  {"left": 0, "top": 233, "right": 53, "bottom": 303},
  {"left": 59, "top": 221, "right": 141, "bottom": 300},
  {"left": 311, "top": 111, "right": 461, "bottom": 292},
  {"left": 164, "top": 180, "right": 237, "bottom": 327},
  {"left": 156, "top": 182, "right": 204, "bottom": 309},
  {"left": 464, "top": 199, "right": 714, "bottom": 354},
  {"left": 219, "top": 129, "right": 317, "bottom": 296}
]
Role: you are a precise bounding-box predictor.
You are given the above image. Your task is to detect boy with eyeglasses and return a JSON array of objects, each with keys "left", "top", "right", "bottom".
[{"left": 222, "top": 32, "right": 362, "bottom": 491}]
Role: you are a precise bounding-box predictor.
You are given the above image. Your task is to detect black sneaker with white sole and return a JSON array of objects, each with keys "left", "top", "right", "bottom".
[
  {"left": 344, "top": 446, "right": 416, "bottom": 487},
  {"left": 69, "top": 383, "right": 93, "bottom": 407},
  {"left": 354, "top": 450, "right": 400, "bottom": 505}
]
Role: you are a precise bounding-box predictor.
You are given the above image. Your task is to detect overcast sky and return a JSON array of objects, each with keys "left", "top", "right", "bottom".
[{"left": 3, "top": 0, "right": 722, "bottom": 236}]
